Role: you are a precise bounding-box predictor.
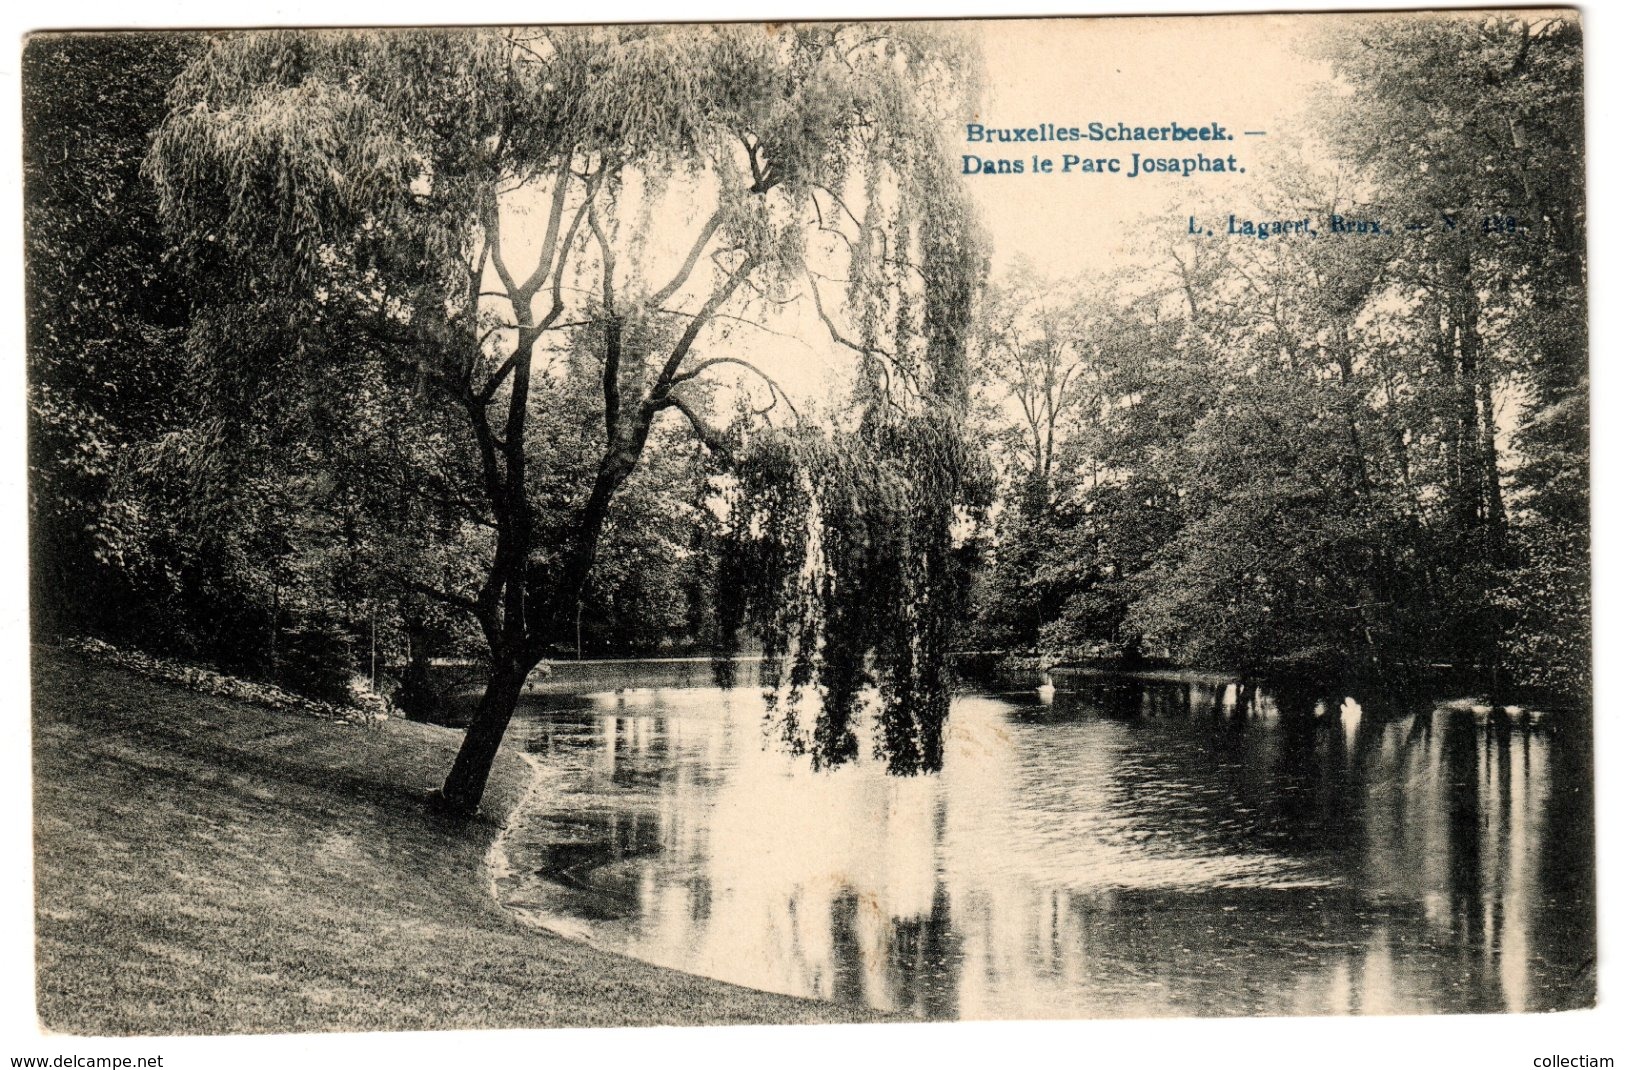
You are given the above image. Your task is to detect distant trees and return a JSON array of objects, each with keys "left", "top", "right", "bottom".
[
  {"left": 968, "top": 11, "right": 1587, "bottom": 699},
  {"left": 25, "top": 34, "right": 454, "bottom": 695},
  {"left": 969, "top": 266, "right": 1106, "bottom": 650},
  {"left": 1321, "top": 13, "right": 1588, "bottom": 685},
  {"left": 977, "top": 262, "right": 1109, "bottom": 502}
]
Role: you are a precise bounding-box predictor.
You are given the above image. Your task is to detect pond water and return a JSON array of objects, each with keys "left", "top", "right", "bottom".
[{"left": 494, "top": 661, "right": 1595, "bottom": 1020}]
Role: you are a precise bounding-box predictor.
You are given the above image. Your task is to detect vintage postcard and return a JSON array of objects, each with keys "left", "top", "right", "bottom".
[{"left": 17, "top": 4, "right": 1597, "bottom": 1058}]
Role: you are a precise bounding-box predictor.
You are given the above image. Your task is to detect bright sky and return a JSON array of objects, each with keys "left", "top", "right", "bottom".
[
  {"left": 613, "top": 15, "right": 1336, "bottom": 412},
  {"left": 966, "top": 15, "right": 1328, "bottom": 275},
  {"left": 494, "top": 16, "right": 1342, "bottom": 415}
]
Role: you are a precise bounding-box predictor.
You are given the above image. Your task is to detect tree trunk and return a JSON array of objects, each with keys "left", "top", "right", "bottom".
[
  {"left": 436, "top": 655, "right": 532, "bottom": 816},
  {"left": 1439, "top": 304, "right": 1462, "bottom": 507},
  {"left": 1475, "top": 343, "right": 1508, "bottom": 549},
  {"left": 434, "top": 396, "right": 647, "bottom": 818},
  {"left": 1453, "top": 285, "right": 1484, "bottom": 528}
]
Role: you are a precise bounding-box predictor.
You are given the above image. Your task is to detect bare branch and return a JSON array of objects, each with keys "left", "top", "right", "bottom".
[
  {"left": 457, "top": 389, "right": 506, "bottom": 513},
  {"left": 482, "top": 189, "right": 523, "bottom": 306},
  {"left": 590, "top": 198, "right": 622, "bottom": 442},
  {"left": 658, "top": 390, "right": 733, "bottom": 454},
  {"left": 806, "top": 269, "right": 890, "bottom": 358},
  {"left": 401, "top": 578, "right": 483, "bottom": 618},
  {"left": 805, "top": 268, "right": 928, "bottom": 405},
  {"left": 669, "top": 356, "right": 802, "bottom": 418},
  {"left": 515, "top": 157, "right": 577, "bottom": 305},
  {"left": 477, "top": 352, "right": 521, "bottom": 405},
  {"left": 811, "top": 183, "right": 864, "bottom": 231},
  {"left": 655, "top": 308, "right": 801, "bottom": 341},
  {"left": 653, "top": 254, "right": 760, "bottom": 389},
  {"left": 546, "top": 166, "right": 603, "bottom": 321},
  {"left": 650, "top": 207, "right": 727, "bottom": 306}
]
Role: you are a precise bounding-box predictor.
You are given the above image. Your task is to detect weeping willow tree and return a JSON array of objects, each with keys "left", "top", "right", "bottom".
[
  {"left": 717, "top": 155, "right": 989, "bottom": 775},
  {"left": 146, "top": 23, "right": 986, "bottom": 813}
]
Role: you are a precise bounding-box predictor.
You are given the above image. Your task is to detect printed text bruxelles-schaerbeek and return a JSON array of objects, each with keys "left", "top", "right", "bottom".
[{"left": 963, "top": 121, "right": 1243, "bottom": 178}]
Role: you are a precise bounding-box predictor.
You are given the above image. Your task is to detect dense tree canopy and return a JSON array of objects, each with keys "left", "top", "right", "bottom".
[
  {"left": 139, "top": 24, "right": 988, "bottom": 810},
  {"left": 964, "top": 12, "right": 1587, "bottom": 700},
  {"left": 24, "top": 35, "right": 197, "bottom": 639}
]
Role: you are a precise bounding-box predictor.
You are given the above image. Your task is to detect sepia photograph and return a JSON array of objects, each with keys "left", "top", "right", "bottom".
[{"left": 8, "top": 1, "right": 1611, "bottom": 1064}]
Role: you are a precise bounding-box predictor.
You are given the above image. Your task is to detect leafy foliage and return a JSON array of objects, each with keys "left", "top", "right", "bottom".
[
  {"left": 24, "top": 34, "right": 197, "bottom": 638},
  {"left": 137, "top": 23, "right": 988, "bottom": 810},
  {"left": 968, "top": 12, "right": 1587, "bottom": 699},
  {"left": 719, "top": 414, "right": 989, "bottom": 774}
]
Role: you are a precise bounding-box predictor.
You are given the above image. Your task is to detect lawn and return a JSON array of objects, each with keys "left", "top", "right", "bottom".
[{"left": 31, "top": 646, "right": 881, "bottom": 1034}]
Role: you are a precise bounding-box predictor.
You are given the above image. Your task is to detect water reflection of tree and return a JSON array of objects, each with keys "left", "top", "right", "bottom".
[
  {"left": 1041, "top": 677, "right": 1591, "bottom": 1013},
  {"left": 507, "top": 681, "right": 1592, "bottom": 1017},
  {"left": 1366, "top": 708, "right": 1593, "bottom": 1012}
]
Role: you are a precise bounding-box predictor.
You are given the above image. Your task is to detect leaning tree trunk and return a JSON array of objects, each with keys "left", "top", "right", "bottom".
[
  {"left": 435, "top": 422, "right": 650, "bottom": 816},
  {"left": 437, "top": 652, "right": 533, "bottom": 815}
]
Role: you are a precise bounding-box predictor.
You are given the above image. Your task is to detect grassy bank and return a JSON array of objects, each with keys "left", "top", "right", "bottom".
[{"left": 32, "top": 646, "right": 882, "bottom": 1035}]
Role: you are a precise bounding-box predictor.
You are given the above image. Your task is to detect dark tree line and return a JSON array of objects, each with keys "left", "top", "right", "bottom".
[
  {"left": 967, "top": 13, "right": 1588, "bottom": 701},
  {"left": 27, "top": 26, "right": 988, "bottom": 814},
  {"left": 25, "top": 33, "right": 723, "bottom": 705}
]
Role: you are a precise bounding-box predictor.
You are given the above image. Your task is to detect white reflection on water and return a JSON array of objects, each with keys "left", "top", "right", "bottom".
[{"left": 498, "top": 674, "right": 1593, "bottom": 1020}]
